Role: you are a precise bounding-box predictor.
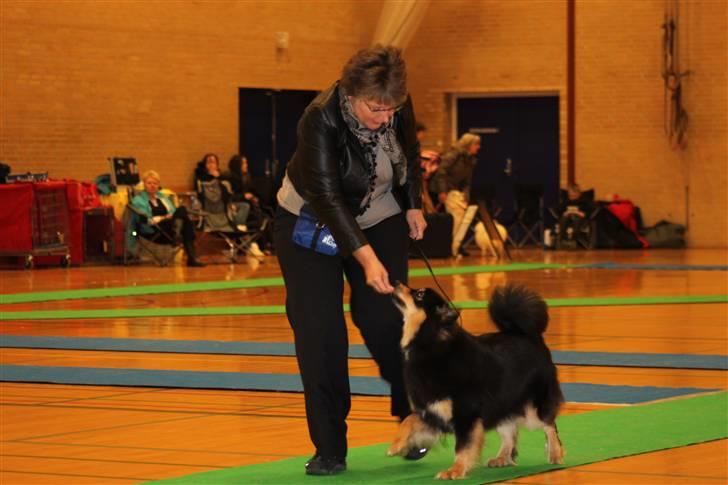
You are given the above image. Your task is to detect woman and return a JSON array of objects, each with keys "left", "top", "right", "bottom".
[
  {"left": 273, "top": 45, "right": 426, "bottom": 476},
  {"left": 131, "top": 170, "right": 205, "bottom": 267},
  {"left": 430, "top": 133, "right": 482, "bottom": 253},
  {"left": 196, "top": 153, "right": 251, "bottom": 229},
  {"left": 226, "top": 154, "right": 258, "bottom": 204}
]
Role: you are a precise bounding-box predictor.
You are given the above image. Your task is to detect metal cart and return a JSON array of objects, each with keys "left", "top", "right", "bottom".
[{"left": 0, "top": 182, "right": 71, "bottom": 269}]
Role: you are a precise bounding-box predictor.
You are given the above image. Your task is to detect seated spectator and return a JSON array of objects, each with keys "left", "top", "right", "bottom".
[
  {"left": 560, "top": 184, "right": 595, "bottom": 216},
  {"left": 225, "top": 154, "right": 259, "bottom": 206},
  {"left": 131, "top": 170, "right": 205, "bottom": 267},
  {"left": 557, "top": 183, "right": 595, "bottom": 245},
  {"left": 196, "top": 153, "right": 250, "bottom": 229}
]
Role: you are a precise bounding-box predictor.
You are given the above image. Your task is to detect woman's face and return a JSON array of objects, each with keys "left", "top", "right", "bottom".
[
  {"left": 205, "top": 156, "right": 219, "bottom": 173},
  {"left": 144, "top": 177, "right": 160, "bottom": 195},
  {"left": 350, "top": 97, "right": 400, "bottom": 130},
  {"left": 467, "top": 140, "right": 481, "bottom": 155}
]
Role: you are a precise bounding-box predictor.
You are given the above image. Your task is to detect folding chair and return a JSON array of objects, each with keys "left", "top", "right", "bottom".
[
  {"left": 452, "top": 202, "right": 510, "bottom": 260},
  {"left": 507, "top": 184, "right": 544, "bottom": 248},
  {"left": 123, "top": 202, "right": 183, "bottom": 266},
  {"left": 549, "top": 189, "right": 600, "bottom": 249},
  {"left": 196, "top": 179, "right": 267, "bottom": 263}
]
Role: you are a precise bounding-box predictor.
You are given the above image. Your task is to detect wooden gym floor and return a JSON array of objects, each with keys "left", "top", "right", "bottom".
[{"left": 0, "top": 248, "right": 726, "bottom": 484}]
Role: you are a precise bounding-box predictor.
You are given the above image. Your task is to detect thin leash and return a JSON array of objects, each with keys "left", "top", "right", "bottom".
[{"left": 410, "top": 239, "right": 463, "bottom": 325}]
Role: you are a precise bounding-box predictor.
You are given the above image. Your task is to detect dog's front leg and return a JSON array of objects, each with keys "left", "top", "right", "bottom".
[
  {"left": 388, "top": 413, "right": 440, "bottom": 457},
  {"left": 436, "top": 419, "right": 484, "bottom": 480},
  {"left": 387, "top": 414, "right": 418, "bottom": 456}
]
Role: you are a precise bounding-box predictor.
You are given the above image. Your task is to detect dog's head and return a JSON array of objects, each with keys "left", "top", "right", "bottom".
[{"left": 392, "top": 283, "right": 460, "bottom": 348}]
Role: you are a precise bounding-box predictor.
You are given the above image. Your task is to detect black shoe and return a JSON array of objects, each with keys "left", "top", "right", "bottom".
[
  {"left": 305, "top": 455, "right": 346, "bottom": 476},
  {"left": 186, "top": 259, "right": 206, "bottom": 267},
  {"left": 404, "top": 447, "right": 429, "bottom": 460}
]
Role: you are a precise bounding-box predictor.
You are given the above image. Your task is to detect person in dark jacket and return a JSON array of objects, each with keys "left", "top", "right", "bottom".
[
  {"left": 225, "top": 154, "right": 257, "bottom": 203},
  {"left": 429, "top": 133, "right": 481, "bottom": 248},
  {"left": 195, "top": 153, "right": 252, "bottom": 231},
  {"left": 430, "top": 132, "right": 481, "bottom": 206},
  {"left": 273, "top": 45, "right": 426, "bottom": 476}
]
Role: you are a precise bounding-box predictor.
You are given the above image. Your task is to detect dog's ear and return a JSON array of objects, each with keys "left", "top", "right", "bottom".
[{"left": 436, "top": 305, "right": 460, "bottom": 325}]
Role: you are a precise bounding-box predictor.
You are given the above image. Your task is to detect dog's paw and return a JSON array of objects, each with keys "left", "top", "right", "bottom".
[
  {"left": 435, "top": 467, "right": 467, "bottom": 480},
  {"left": 487, "top": 455, "right": 516, "bottom": 467},
  {"left": 548, "top": 450, "right": 564, "bottom": 465},
  {"left": 386, "top": 441, "right": 407, "bottom": 457},
  {"left": 546, "top": 442, "right": 565, "bottom": 464}
]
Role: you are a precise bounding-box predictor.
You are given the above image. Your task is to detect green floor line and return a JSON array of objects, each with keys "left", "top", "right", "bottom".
[
  {"left": 147, "top": 392, "right": 728, "bottom": 484},
  {"left": 0, "top": 263, "right": 569, "bottom": 305},
  {"left": 1, "top": 295, "right": 725, "bottom": 320},
  {"left": 3, "top": 262, "right": 724, "bottom": 306}
]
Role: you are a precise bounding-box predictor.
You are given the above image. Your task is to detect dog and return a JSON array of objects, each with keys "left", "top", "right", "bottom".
[
  {"left": 388, "top": 283, "right": 564, "bottom": 480},
  {"left": 474, "top": 220, "right": 508, "bottom": 258}
]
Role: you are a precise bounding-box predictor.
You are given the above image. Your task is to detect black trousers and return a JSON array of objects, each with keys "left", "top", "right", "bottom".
[
  {"left": 144, "top": 206, "right": 196, "bottom": 245},
  {"left": 273, "top": 207, "right": 411, "bottom": 459}
]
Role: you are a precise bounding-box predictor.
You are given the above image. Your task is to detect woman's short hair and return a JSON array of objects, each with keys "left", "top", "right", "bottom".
[
  {"left": 456, "top": 133, "right": 481, "bottom": 151},
  {"left": 142, "top": 170, "right": 161, "bottom": 184},
  {"left": 340, "top": 44, "right": 407, "bottom": 106}
]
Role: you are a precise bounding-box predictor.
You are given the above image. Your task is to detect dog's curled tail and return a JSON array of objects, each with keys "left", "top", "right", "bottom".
[{"left": 489, "top": 283, "right": 548, "bottom": 336}]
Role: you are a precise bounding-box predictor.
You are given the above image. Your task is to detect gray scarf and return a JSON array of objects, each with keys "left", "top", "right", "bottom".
[{"left": 339, "top": 89, "right": 406, "bottom": 214}]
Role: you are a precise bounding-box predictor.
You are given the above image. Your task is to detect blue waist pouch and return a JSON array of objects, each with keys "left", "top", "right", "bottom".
[{"left": 292, "top": 204, "right": 339, "bottom": 256}]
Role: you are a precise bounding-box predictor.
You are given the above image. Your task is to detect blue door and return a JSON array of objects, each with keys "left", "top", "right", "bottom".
[
  {"left": 456, "top": 96, "right": 560, "bottom": 228},
  {"left": 239, "top": 88, "right": 317, "bottom": 206}
]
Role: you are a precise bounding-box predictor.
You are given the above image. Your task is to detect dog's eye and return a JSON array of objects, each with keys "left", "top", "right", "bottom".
[{"left": 414, "top": 290, "right": 425, "bottom": 301}]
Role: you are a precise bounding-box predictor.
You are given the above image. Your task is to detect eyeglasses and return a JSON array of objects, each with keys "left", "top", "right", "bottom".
[{"left": 363, "top": 100, "right": 403, "bottom": 114}]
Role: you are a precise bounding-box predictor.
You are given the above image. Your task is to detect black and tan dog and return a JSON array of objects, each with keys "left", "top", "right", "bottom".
[{"left": 388, "top": 283, "right": 564, "bottom": 479}]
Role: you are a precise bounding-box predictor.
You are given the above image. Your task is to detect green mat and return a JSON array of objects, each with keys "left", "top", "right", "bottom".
[
  {"left": 148, "top": 392, "right": 727, "bottom": 484},
  {"left": 1, "top": 294, "right": 726, "bottom": 320}
]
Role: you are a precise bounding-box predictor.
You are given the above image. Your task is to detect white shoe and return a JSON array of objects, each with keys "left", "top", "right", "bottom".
[{"left": 249, "top": 242, "right": 264, "bottom": 257}]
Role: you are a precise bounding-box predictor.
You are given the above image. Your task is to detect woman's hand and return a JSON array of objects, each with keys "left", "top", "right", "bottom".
[
  {"left": 406, "top": 209, "right": 427, "bottom": 240},
  {"left": 353, "top": 245, "right": 394, "bottom": 294}
]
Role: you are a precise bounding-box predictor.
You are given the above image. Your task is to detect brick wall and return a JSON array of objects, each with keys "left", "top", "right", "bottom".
[
  {"left": 0, "top": 0, "right": 382, "bottom": 190},
  {"left": 2, "top": 0, "right": 725, "bottom": 247},
  {"left": 406, "top": 0, "right": 726, "bottom": 247}
]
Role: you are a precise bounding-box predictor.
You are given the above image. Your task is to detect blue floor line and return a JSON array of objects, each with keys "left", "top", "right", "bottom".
[
  {"left": 2, "top": 335, "right": 726, "bottom": 370},
  {"left": 0, "top": 365, "right": 716, "bottom": 405}
]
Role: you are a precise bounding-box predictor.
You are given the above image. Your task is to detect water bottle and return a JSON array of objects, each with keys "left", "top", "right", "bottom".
[
  {"left": 544, "top": 228, "right": 553, "bottom": 249},
  {"left": 190, "top": 194, "right": 202, "bottom": 213}
]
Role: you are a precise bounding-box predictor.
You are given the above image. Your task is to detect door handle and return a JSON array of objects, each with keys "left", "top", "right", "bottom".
[{"left": 504, "top": 158, "right": 513, "bottom": 176}]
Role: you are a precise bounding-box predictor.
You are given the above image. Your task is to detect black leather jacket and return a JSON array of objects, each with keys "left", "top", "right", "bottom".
[{"left": 287, "top": 82, "right": 421, "bottom": 256}]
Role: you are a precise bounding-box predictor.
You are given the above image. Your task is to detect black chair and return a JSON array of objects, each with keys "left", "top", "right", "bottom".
[
  {"left": 123, "top": 200, "right": 183, "bottom": 266},
  {"left": 475, "top": 184, "right": 503, "bottom": 219},
  {"left": 550, "top": 188, "right": 600, "bottom": 249},
  {"left": 508, "top": 184, "right": 544, "bottom": 248},
  {"left": 196, "top": 179, "right": 269, "bottom": 262}
]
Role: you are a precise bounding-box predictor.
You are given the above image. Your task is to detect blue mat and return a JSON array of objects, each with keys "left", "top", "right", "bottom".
[
  {"left": 3, "top": 335, "right": 726, "bottom": 370},
  {"left": 0, "top": 365, "right": 715, "bottom": 405}
]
